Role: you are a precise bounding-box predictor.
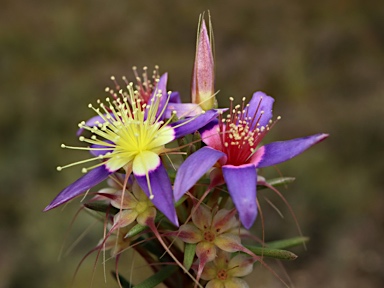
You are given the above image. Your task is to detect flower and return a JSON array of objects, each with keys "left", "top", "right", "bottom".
[
  {"left": 177, "top": 204, "right": 247, "bottom": 284},
  {"left": 191, "top": 16, "right": 216, "bottom": 111},
  {"left": 101, "top": 226, "right": 132, "bottom": 258},
  {"left": 98, "top": 178, "right": 157, "bottom": 228},
  {"left": 44, "top": 78, "right": 220, "bottom": 226},
  {"left": 174, "top": 92, "right": 328, "bottom": 228},
  {"left": 201, "top": 250, "right": 254, "bottom": 288},
  {"left": 76, "top": 68, "right": 179, "bottom": 135},
  {"left": 178, "top": 205, "right": 242, "bottom": 264}
]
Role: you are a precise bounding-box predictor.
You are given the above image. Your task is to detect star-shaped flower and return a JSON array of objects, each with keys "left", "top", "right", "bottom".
[
  {"left": 45, "top": 78, "right": 219, "bottom": 226},
  {"left": 201, "top": 250, "right": 254, "bottom": 288},
  {"left": 174, "top": 92, "right": 328, "bottom": 228}
]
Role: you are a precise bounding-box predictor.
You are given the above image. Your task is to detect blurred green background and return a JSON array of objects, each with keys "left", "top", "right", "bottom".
[{"left": 1, "top": 0, "right": 383, "bottom": 287}]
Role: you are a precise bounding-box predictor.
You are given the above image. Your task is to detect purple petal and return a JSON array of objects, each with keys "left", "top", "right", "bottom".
[
  {"left": 169, "top": 91, "right": 181, "bottom": 103},
  {"left": 222, "top": 164, "right": 257, "bottom": 229},
  {"left": 255, "top": 133, "right": 329, "bottom": 168},
  {"left": 171, "top": 109, "right": 223, "bottom": 139},
  {"left": 44, "top": 166, "right": 111, "bottom": 211},
  {"left": 164, "top": 103, "right": 203, "bottom": 119},
  {"left": 174, "top": 147, "right": 225, "bottom": 201},
  {"left": 134, "top": 162, "right": 178, "bottom": 226},
  {"left": 149, "top": 73, "right": 168, "bottom": 120},
  {"left": 245, "top": 92, "right": 274, "bottom": 129}
]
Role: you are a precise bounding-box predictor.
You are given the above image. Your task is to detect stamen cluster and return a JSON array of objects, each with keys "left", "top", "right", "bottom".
[
  {"left": 217, "top": 97, "right": 279, "bottom": 166},
  {"left": 58, "top": 81, "right": 174, "bottom": 175}
]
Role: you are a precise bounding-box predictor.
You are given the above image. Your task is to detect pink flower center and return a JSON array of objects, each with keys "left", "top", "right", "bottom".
[
  {"left": 218, "top": 97, "right": 274, "bottom": 166},
  {"left": 108, "top": 66, "right": 160, "bottom": 107}
]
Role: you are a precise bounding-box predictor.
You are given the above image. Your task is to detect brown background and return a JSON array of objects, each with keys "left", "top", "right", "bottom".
[{"left": 1, "top": 0, "right": 383, "bottom": 287}]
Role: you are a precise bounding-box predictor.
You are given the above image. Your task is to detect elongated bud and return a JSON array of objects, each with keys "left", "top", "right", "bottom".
[{"left": 192, "top": 16, "right": 216, "bottom": 111}]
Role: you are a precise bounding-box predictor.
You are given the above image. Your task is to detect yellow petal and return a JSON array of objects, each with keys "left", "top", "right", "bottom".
[{"left": 132, "top": 151, "right": 161, "bottom": 176}]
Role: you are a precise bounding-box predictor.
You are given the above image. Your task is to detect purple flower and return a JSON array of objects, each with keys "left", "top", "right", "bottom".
[
  {"left": 45, "top": 77, "right": 220, "bottom": 226},
  {"left": 174, "top": 92, "right": 328, "bottom": 229}
]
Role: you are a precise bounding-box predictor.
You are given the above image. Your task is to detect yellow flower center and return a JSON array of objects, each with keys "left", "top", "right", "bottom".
[{"left": 57, "top": 82, "right": 175, "bottom": 174}]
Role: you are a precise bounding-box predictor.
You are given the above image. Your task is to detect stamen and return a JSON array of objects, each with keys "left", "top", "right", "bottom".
[{"left": 217, "top": 96, "right": 280, "bottom": 166}]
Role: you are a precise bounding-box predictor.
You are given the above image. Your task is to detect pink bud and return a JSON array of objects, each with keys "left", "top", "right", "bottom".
[{"left": 192, "top": 17, "right": 216, "bottom": 111}]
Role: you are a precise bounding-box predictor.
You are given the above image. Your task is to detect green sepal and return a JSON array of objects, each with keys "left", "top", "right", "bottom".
[
  {"left": 134, "top": 265, "right": 178, "bottom": 288},
  {"left": 257, "top": 177, "right": 296, "bottom": 190},
  {"left": 111, "top": 271, "right": 133, "bottom": 288},
  {"left": 183, "top": 243, "right": 196, "bottom": 270},
  {"left": 83, "top": 202, "right": 119, "bottom": 214}
]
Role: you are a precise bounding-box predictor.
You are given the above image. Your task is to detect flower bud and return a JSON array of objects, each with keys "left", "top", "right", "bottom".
[{"left": 192, "top": 16, "right": 216, "bottom": 111}]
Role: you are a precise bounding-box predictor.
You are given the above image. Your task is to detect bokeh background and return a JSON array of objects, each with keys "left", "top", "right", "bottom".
[{"left": 1, "top": 0, "right": 383, "bottom": 287}]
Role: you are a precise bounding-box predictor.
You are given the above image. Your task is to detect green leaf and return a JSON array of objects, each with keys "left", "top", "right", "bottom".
[
  {"left": 244, "top": 236, "right": 309, "bottom": 261},
  {"left": 124, "top": 223, "right": 148, "bottom": 239},
  {"left": 134, "top": 265, "right": 178, "bottom": 288},
  {"left": 245, "top": 245, "right": 298, "bottom": 261},
  {"left": 111, "top": 271, "right": 133, "bottom": 288},
  {"left": 257, "top": 177, "right": 296, "bottom": 190},
  {"left": 264, "top": 236, "right": 309, "bottom": 249},
  {"left": 124, "top": 214, "right": 164, "bottom": 239},
  {"left": 183, "top": 243, "right": 196, "bottom": 270},
  {"left": 83, "top": 202, "right": 119, "bottom": 214}
]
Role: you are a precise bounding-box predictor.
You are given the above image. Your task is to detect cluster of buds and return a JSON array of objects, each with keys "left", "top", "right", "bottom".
[{"left": 45, "top": 13, "right": 328, "bottom": 288}]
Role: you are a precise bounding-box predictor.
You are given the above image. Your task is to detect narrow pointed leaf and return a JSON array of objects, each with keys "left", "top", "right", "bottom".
[
  {"left": 111, "top": 272, "right": 133, "bottom": 288},
  {"left": 257, "top": 177, "right": 296, "bottom": 190},
  {"left": 265, "top": 236, "right": 310, "bottom": 249},
  {"left": 244, "top": 245, "right": 298, "bottom": 261},
  {"left": 184, "top": 243, "right": 196, "bottom": 270},
  {"left": 134, "top": 265, "right": 178, "bottom": 288},
  {"left": 124, "top": 214, "right": 164, "bottom": 239},
  {"left": 83, "top": 202, "right": 119, "bottom": 214}
]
